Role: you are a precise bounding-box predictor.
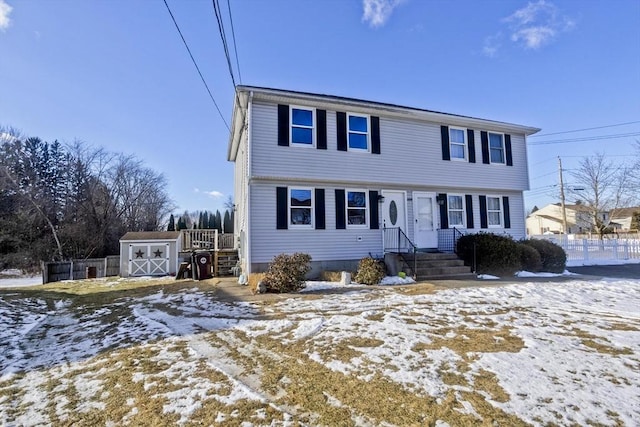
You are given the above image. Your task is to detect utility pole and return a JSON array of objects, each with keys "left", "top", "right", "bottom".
[{"left": 558, "top": 156, "right": 568, "bottom": 234}]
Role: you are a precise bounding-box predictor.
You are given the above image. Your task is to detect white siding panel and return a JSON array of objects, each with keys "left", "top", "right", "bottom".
[
  {"left": 251, "top": 102, "right": 530, "bottom": 192},
  {"left": 250, "top": 183, "right": 383, "bottom": 263}
]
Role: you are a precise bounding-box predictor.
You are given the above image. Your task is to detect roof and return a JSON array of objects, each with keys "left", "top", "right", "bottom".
[
  {"left": 120, "top": 231, "right": 180, "bottom": 241},
  {"left": 610, "top": 207, "right": 640, "bottom": 219},
  {"left": 228, "top": 86, "right": 541, "bottom": 161}
]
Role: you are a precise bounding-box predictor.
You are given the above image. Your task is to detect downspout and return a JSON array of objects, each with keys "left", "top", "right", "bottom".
[{"left": 246, "top": 91, "right": 253, "bottom": 274}]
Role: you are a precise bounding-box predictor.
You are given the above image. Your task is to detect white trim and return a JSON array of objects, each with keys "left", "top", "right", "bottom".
[
  {"left": 246, "top": 91, "right": 253, "bottom": 274},
  {"left": 488, "top": 131, "right": 506, "bottom": 165},
  {"left": 288, "top": 186, "right": 315, "bottom": 228},
  {"left": 346, "top": 113, "right": 371, "bottom": 153},
  {"left": 289, "top": 105, "right": 316, "bottom": 148},
  {"left": 346, "top": 188, "right": 369, "bottom": 228},
  {"left": 486, "top": 195, "right": 503, "bottom": 228},
  {"left": 447, "top": 193, "right": 466, "bottom": 228},
  {"left": 449, "top": 126, "right": 467, "bottom": 161}
]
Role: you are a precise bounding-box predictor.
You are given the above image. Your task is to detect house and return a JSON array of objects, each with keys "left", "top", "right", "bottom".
[
  {"left": 609, "top": 207, "right": 640, "bottom": 232},
  {"left": 526, "top": 203, "right": 595, "bottom": 235},
  {"left": 228, "top": 86, "right": 540, "bottom": 275}
]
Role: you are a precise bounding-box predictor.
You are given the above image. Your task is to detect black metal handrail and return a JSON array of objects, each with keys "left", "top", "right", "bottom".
[
  {"left": 437, "top": 227, "right": 466, "bottom": 253},
  {"left": 383, "top": 227, "right": 417, "bottom": 279}
]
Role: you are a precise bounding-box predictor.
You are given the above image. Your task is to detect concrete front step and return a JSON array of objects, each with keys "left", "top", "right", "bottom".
[
  {"left": 411, "top": 265, "right": 472, "bottom": 276},
  {"left": 414, "top": 259, "right": 466, "bottom": 268}
]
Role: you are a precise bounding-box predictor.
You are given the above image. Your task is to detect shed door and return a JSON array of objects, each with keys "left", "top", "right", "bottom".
[{"left": 129, "top": 243, "right": 170, "bottom": 276}]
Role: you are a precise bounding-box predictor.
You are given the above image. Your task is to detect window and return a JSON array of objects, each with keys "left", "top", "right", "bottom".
[
  {"left": 487, "top": 196, "right": 502, "bottom": 227},
  {"left": 449, "top": 128, "right": 466, "bottom": 160},
  {"left": 448, "top": 195, "right": 465, "bottom": 227},
  {"left": 291, "top": 107, "right": 315, "bottom": 146},
  {"left": 289, "top": 188, "right": 313, "bottom": 227},
  {"left": 489, "top": 132, "right": 505, "bottom": 164},
  {"left": 347, "top": 190, "right": 367, "bottom": 226},
  {"left": 348, "top": 114, "right": 369, "bottom": 151}
]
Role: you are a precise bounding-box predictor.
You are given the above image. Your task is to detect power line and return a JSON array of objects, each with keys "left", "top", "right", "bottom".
[
  {"left": 212, "top": 0, "right": 237, "bottom": 88},
  {"left": 226, "top": 0, "right": 242, "bottom": 84},
  {"left": 529, "top": 120, "right": 640, "bottom": 138},
  {"left": 162, "top": 0, "right": 230, "bottom": 131},
  {"left": 529, "top": 131, "right": 640, "bottom": 146}
]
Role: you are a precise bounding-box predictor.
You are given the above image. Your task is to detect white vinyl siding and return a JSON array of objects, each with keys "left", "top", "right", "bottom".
[
  {"left": 249, "top": 183, "right": 380, "bottom": 264},
  {"left": 250, "top": 102, "right": 530, "bottom": 192}
]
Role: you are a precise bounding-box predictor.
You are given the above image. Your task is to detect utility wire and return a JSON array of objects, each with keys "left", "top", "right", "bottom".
[
  {"left": 529, "top": 132, "right": 640, "bottom": 145},
  {"left": 529, "top": 120, "right": 640, "bottom": 138},
  {"left": 163, "top": 0, "right": 230, "bottom": 131},
  {"left": 226, "top": 0, "right": 242, "bottom": 84},
  {"left": 213, "top": 0, "right": 237, "bottom": 88}
]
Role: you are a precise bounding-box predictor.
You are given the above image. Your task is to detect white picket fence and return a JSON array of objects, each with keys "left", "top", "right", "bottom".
[{"left": 530, "top": 235, "right": 640, "bottom": 263}]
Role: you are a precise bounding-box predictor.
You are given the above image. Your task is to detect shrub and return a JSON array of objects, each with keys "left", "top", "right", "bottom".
[
  {"left": 264, "top": 253, "right": 311, "bottom": 293},
  {"left": 518, "top": 242, "right": 543, "bottom": 272},
  {"left": 456, "top": 232, "right": 521, "bottom": 275},
  {"left": 354, "top": 257, "right": 385, "bottom": 285},
  {"left": 248, "top": 273, "right": 266, "bottom": 294},
  {"left": 320, "top": 271, "right": 342, "bottom": 282},
  {"left": 522, "top": 239, "right": 566, "bottom": 273}
]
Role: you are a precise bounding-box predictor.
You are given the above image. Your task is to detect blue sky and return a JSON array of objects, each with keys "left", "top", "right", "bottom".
[{"left": 1, "top": 0, "right": 639, "bottom": 216}]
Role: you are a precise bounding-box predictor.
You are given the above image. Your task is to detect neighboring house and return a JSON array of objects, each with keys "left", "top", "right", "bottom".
[
  {"left": 526, "top": 203, "right": 610, "bottom": 235},
  {"left": 609, "top": 207, "right": 640, "bottom": 231},
  {"left": 228, "top": 86, "right": 540, "bottom": 274}
]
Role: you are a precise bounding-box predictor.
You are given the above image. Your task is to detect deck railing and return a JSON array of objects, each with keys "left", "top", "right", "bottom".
[{"left": 180, "top": 230, "right": 235, "bottom": 251}]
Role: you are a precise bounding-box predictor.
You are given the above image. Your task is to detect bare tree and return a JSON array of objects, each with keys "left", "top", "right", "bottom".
[{"left": 568, "top": 153, "right": 630, "bottom": 237}]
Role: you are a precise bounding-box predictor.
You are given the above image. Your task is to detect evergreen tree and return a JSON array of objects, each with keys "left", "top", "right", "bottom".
[
  {"left": 208, "top": 211, "right": 216, "bottom": 229},
  {"left": 167, "top": 214, "right": 175, "bottom": 231},
  {"left": 215, "top": 210, "right": 222, "bottom": 232},
  {"left": 198, "top": 211, "right": 204, "bottom": 229},
  {"left": 223, "top": 210, "right": 233, "bottom": 233}
]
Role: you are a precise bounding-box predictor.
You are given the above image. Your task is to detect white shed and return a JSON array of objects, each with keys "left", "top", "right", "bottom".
[{"left": 119, "top": 231, "right": 182, "bottom": 278}]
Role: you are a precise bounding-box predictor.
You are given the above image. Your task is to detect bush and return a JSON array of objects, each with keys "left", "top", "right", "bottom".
[
  {"left": 320, "top": 271, "right": 342, "bottom": 282},
  {"left": 263, "top": 253, "right": 311, "bottom": 293},
  {"left": 522, "top": 239, "right": 566, "bottom": 273},
  {"left": 248, "top": 273, "right": 266, "bottom": 294},
  {"left": 456, "top": 232, "right": 521, "bottom": 275},
  {"left": 354, "top": 257, "right": 385, "bottom": 285},
  {"left": 518, "top": 242, "right": 543, "bottom": 272}
]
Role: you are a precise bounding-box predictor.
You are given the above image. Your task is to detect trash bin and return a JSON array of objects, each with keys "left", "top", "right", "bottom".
[{"left": 194, "top": 252, "right": 212, "bottom": 280}]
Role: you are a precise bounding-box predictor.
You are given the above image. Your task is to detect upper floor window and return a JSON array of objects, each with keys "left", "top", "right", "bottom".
[
  {"left": 449, "top": 128, "right": 466, "bottom": 160},
  {"left": 489, "top": 132, "right": 505, "bottom": 164},
  {"left": 347, "top": 190, "right": 368, "bottom": 226},
  {"left": 291, "top": 107, "right": 315, "bottom": 146},
  {"left": 448, "top": 195, "right": 465, "bottom": 227},
  {"left": 348, "top": 114, "right": 369, "bottom": 151},
  {"left": 487, "top": 196, "right": 502, "bottom": 227},
  {"left": 289, "top": 188, "right": 313, "bottom": 227}
]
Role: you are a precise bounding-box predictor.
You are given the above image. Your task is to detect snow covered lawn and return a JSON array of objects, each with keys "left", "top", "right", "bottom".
[{"left": 1, "top": 278, "right": 639, "bottom": 426}]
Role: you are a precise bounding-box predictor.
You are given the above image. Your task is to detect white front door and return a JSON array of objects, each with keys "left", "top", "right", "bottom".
[
  {"left": 413, "top": 192, "right": 438, "bottom": 249},
  {"left": 381, "top": 190, "right": 407, "bottom": 231}
]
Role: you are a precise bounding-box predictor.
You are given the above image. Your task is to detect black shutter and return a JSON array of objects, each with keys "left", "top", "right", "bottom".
[
  {"left": 315, "top": 189, "right": 325, "bottom": 229},
  {"left": 481, "top": 131, "right": 490, "bottom": 164},
  {"left": 371, "top": 116, "right": 381, "bottom": 154},
  {"left": 316, "top": 109, "right": 327, "bottom": 150},
  {"left": 335, "top": 189, "right": 346, "bottom": 229},
  {"left": 479, "top": 195, "right": 488, "bottom": 229},
  {"left": 441, "top": 126, "right": 450, "bottom": 161},
  {"left": 336, "top": 112, "right": 347, "bottom": 151},
  {"left": 505, "top": 134, "right": 513, "bottom": 166},
  {"left": 465, "top": 195, "right": 474, "bottom": 229},
  {"left": 369, "top": 191, "right": 379, "bottom": 229},
  {"left": 438, "top": 193, "right": 448, "bottom": 229},
  {"left": 276, "top": 187, "right": 288, "bottom": 229},
  {"left": 503, "top": 196, "right": 511, "bottom": 229},
  {"left": 277, "top": 105, "right": 289, "bottom": 146},
  {"left": 467, "top": 129, "right": 476, "bottom": 163}
]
